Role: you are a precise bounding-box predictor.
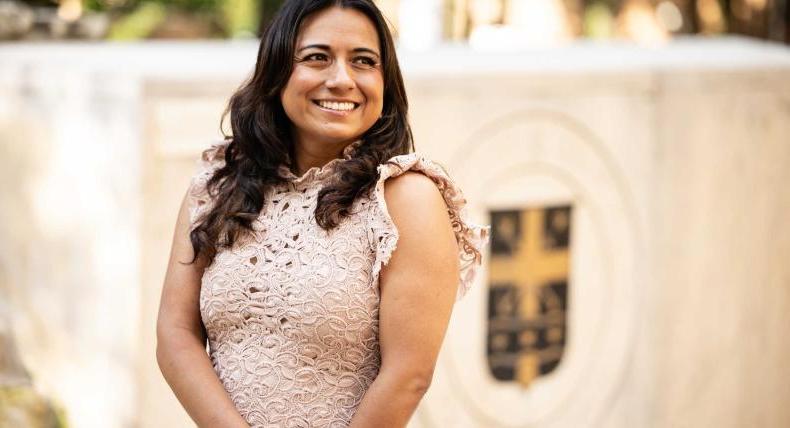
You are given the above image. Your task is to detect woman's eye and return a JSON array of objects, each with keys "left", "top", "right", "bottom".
[
  {"left": 353, "top": 57, "right": 377, "bottom": 67},
  {"left": 303, "top": 53, "right": 328, "bottom": 62}
]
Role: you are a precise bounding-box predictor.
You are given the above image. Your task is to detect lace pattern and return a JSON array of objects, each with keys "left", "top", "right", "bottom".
[
  {"left": 186, "top": 140, "right": 489, "bottom": 427},
  {"left": 187, "top": 139, "right": 229, "bottom": 227}
]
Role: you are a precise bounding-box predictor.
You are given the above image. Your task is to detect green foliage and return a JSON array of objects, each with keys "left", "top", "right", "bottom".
[
  {"left": 164, "top": 0, "right": 223, "bottom": 13},
  {"left": 91, "top": 0, "right": 263, "bottom": 39},
  {"left": 107, "top": 1, "right": 167, "bottom": 39},
  {"left": 82, "top": 0, "right": 137, "bottom": 13},
  {"left": 19, "top": 0, "right": 59, "bottom": 6},
  {"left": 221, "top": 0, "right": 260, "bottom": 38},
  {"left": 0, "top": 386, "right": 66, "bottom": 428},
  {"left": 83, "top": 0, "right": 106, "bottom": 12},
  {"left": 583, "top": 1, "right": 615, "bottom": 39},
  {"left": 83, "top": 0, "right": 224, "bottom": 14}
]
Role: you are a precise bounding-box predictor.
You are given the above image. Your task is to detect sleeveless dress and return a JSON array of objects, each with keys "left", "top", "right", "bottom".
[{"left": 187, "top": 139, "right": 489, "bottom": 428}]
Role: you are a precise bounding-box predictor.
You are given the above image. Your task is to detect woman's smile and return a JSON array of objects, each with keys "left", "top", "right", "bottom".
[{"left": 312, "top": 99, "right": 361, "bottom": 115}]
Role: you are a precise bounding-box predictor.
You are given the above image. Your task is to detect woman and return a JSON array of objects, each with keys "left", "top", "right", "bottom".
[{"left": 156, "top": 0, "right": 489, "bottom": 426}]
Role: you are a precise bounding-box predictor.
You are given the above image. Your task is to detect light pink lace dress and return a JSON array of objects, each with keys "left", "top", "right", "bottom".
[{"left": 187, "top": 140, "right": 489, "bottom": 428}]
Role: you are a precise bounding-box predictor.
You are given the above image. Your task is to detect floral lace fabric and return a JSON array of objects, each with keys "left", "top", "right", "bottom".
[{"left": 187, "top": 140, "right": 489, "bottom": 427}]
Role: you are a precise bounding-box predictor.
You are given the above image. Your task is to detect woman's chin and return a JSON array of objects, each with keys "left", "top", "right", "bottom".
[{"left": 313, "top": 128, "right": 365, "bottom": 144}]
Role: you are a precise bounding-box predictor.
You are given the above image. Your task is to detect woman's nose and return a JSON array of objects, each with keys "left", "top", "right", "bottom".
[{"left": 325, "top": 60, "right": 355, "bottom": 90}]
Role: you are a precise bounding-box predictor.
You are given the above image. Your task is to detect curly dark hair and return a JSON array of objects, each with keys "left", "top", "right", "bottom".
[{"left": 189, "top": 0, "right": 413, "bottom": 264}]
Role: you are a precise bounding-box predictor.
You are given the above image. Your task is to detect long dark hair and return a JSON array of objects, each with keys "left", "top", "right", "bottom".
[{"left": 189, "top": 0, "right": 413, "bottom": 264}]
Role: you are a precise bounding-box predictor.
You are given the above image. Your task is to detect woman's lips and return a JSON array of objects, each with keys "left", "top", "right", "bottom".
[{"left": 312, "top": 100, "right": 360, "bottom": 116}]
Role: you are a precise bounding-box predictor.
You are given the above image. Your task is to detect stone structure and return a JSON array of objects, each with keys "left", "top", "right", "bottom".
[{"left": 0, "top": 37, "right": 788, "bottom": 427}]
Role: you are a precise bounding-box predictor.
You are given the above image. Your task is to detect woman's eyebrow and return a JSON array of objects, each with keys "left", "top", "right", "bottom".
[
  {"left": 353, "top": 47, "right": 380, "bottom": 58},
  {"left": 297, "top": 44, "right": 380, "bottom": 58},
  {"left": 297, "top": 43, "right": 331, "bottom": 52}
]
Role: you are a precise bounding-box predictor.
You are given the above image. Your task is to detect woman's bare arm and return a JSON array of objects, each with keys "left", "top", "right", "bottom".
[
  {"left": 349, "top": 172, "right": 461, "bottom": 427},
  {"left": 156, "top": 190, "right": 250, "bottom": 428}
]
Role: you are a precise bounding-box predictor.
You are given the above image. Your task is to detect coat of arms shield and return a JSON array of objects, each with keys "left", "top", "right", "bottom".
[{"left": 487, "top": 205, "right": 572, "bottom": 387}]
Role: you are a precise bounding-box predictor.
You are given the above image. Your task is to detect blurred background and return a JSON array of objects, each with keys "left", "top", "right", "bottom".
[
  {"left": 0, "top": 0, "right": 788, "bottom": 43},
  {"left": 0, "top": 0, "right": 790, "bottom": 42},
  {"left": 1, "top": 0, "right": 789, "bottom": 427}
]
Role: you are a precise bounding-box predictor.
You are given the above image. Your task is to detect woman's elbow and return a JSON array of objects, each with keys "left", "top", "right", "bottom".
[
  {"left": 155, "top": 318, "right": 174, "bottom": 363},
  {"left": 155, "top": 332, "right": 176, "bottom": 374},
  {"left": 408, "top": 374, "right": 432, "bottom": 397},
  {"left": 380, "top": 365, "right": 435, "bottom": 397},
  {"left": 155, "top": 325, "right": 195, "bottom": 371}
]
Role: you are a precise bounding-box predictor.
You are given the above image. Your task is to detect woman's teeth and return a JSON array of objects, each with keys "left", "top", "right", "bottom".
[{"left": 316, "top": 101, "right": 356, "bottom": 111}]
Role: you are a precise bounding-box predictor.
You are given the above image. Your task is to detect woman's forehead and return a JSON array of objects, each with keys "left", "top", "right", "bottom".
[{"left": 296, "top": 7, "right": 380, "bottom": 51}]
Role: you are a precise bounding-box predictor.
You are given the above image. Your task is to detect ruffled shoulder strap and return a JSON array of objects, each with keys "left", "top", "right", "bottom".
[
  {"left": 187, "top": 140, "right": 229, "bottom": 227},
  {"left": 368, "top": 153, "right": 490, "bottom": 301}
]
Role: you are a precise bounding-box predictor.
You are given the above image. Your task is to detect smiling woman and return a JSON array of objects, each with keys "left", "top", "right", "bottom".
[
  {"left": 155, "top": 1, "right": 489, "bottom": 427},
  {"left": 281, "top": 6, "right": 384, "bottom": 174}
]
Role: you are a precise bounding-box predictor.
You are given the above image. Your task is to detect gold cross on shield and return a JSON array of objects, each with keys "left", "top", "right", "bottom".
[{"left": 487, "top": 206, "right": 572, "bottom": 387}]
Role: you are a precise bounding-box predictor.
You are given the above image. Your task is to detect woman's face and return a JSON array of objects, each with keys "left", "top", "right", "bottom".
[{"left": 281, "top": 6, "right": 384, "bottom": 150}]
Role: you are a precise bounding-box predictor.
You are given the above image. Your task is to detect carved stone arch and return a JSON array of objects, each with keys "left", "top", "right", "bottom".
[{"left": 422, "top": 108, "right": 645, "bottom": 427}]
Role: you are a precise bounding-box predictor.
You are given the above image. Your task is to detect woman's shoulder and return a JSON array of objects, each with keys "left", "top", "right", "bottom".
[
  {"left": 375, "top": 153, "right": 451, "bottom": 211},
  {"left": 369, "top": 151, "right": 491, "bottom": 301},
  {"left": 189, "top": 139, "right": 231, "bottom": 195},
  {"left": 197, "top": 139, "right": 231, "bottom": 170},
  {"left": 186, "top": 139, "right": 230, "bottom": 226},
  {"left": 375, "top": 151, "right": 433, "bottom": 175},
  {"left": 373, "top": 152, "right": 468, "bottom": 214}
]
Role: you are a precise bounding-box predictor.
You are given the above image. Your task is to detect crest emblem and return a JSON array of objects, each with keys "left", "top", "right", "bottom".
[{"left": 486, "top": 205, "right": 572, "bottom": 386}]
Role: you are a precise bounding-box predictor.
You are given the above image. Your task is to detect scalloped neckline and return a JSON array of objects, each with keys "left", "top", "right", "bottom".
[{"left": 278, "top": 139, "right": 363, "bottom": 185}]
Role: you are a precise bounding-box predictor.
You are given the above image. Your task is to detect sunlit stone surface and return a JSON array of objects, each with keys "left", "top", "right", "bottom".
[{"left": 0, "top": 37, "right": 788, "bottom": 427}]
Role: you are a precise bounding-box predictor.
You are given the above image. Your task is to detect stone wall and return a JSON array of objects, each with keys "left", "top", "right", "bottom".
[{"left": 0, "top": 38, "right": 788, "bottom": 427}]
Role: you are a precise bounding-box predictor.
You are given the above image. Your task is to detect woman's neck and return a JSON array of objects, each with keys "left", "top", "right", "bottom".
[{"left": 292, "top": 139, "right": 352, "bottom": 176}]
